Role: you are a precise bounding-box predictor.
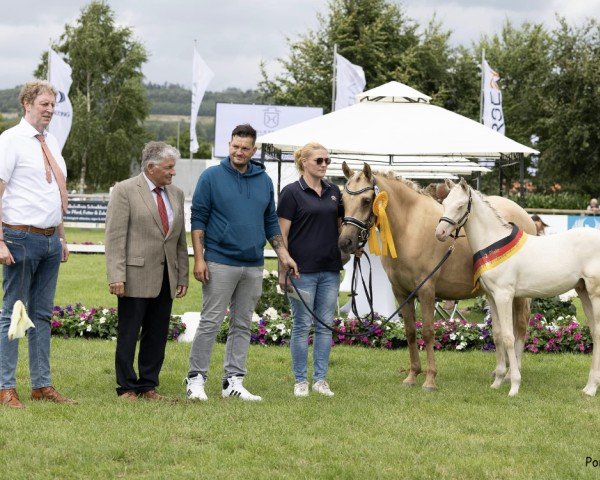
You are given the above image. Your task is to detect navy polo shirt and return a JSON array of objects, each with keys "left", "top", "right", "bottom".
[{"left": 277, "top": 176, "right": 344, "bottom": 273}]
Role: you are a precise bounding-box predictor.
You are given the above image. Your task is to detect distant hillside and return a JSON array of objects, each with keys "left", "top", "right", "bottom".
[
  {"left": 0, "top": 83, "right": 269, "bottom": 116},
  {"left": 147, "top": 83, "right": 268, "bottom": 116},
  {"left": 0, "top": 87, "right": 20, "bottom": 113}
]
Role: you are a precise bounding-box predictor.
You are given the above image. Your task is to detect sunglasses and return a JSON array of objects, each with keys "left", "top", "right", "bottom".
[{"left": 314, "top": 157, "right": 331, "bottom": 166}]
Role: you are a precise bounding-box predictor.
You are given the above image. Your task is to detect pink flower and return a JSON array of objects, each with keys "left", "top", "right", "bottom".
[
  {"left": 574, "top": 333, "right": 582, "bottom": 341},
  {"left": 579, "top": 343, "right": 585, "bottom": 352}
]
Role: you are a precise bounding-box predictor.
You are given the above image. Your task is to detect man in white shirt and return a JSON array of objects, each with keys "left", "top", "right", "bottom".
[{"left": 0, "top": 80, "right": 75, "bottom": 409}]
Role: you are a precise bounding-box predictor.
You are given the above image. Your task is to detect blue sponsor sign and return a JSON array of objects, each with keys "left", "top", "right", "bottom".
[
  {"left": 567, "top": 215, "right": 600, "bottom": 230},
  {"left": 64, "top": 200, "right": 108, "bottom": 224}
]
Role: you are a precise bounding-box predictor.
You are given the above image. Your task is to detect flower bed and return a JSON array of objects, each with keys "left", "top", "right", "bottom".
[
  {"left": 50, "top": 304, "right": 186, "bottom": 341},
  {"left": 216, "top": 308, "right": 592, "bottom": 354}
]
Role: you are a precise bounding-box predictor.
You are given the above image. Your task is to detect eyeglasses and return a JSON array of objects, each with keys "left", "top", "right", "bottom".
[{"left": 314, "top": 157, "right": 331, "bottom": 165}]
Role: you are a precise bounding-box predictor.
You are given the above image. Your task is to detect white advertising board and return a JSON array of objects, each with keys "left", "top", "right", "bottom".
[{"left": 214, "top": 103, "right": 323, "bottom": 158}]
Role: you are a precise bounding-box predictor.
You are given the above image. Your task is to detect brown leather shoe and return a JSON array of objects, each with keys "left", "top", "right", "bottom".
[
  {"left": 31, "top": 386, "right": 77, "bottom": 404},
  {"left": 140, "top": 390, "right": 171, "bottom": 401},
  {"left": 0, "top": 388, "right": 25, "bottom": 409},
  {"left": 118, "top": 391, "right": 138, "bottom": 401}
]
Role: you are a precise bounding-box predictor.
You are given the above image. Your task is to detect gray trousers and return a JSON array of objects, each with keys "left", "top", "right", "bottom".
[{"left": 188, "top": 262, "right": 263, "bottom": 381}]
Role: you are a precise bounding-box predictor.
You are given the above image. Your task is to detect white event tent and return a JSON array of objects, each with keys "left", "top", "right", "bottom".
[{"left": 257, "top": 80, "right": 537, "bottom": 160}]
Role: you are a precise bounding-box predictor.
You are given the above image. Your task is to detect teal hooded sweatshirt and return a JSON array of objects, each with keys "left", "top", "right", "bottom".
[{"left": 190, "top": 157, "right": 280, "bottom": 267}]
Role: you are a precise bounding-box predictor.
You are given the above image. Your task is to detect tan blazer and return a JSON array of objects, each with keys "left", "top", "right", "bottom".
[{"left": 105, "top": 173, "right": 189, "bottom": 298}]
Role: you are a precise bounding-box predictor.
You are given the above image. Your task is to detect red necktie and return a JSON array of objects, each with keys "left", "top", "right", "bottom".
[
  {"left": 35, "top": 134, "right": 69, "bottom": 214},
  {"left": 153, "top": 187, "right": 169, "bottom": 236}
]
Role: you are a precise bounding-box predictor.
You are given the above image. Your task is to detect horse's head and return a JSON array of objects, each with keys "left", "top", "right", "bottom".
[
  {"left": 338, "top": 161, "right": 376, "bottom": 254},
  {"left": 435, "top": 177, "right": 472, "bottom": 242}
]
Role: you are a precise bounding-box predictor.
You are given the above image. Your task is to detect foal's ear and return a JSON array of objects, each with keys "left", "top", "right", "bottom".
[
  {"left": 459, "top": 177, "right": 469, "bottom": 191},
  {"left": 444, "top": 178, "right": 455, "bottom": 190},
  {"left": 363, "top": 163, "right": 372, "bottom": 180},
  {"left": 342, "top": 161, "right": 353, "bottom": 179}
]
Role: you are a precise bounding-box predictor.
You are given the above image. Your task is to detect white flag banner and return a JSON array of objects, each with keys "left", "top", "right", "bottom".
[
  {"left": 190, "top": 47, "right": 214, "bottom": 154},
  {"left": 334, "top": 53, "right": 366, "bottom": 111},
  {"left": 48, "top": 49, "right": 73, "bottom": 150},
  {"left": 482, "top": 58, "right": 505, "bottom": 135}
]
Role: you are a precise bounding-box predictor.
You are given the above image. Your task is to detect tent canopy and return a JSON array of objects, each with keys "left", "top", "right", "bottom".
[{"left": 256, "top": 81, "right": 538, "bottom": 161}]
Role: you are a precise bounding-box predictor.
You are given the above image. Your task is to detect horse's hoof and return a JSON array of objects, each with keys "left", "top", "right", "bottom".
[
  {"left": 490, "top": 380, "right": 502, "bottom": 389},
  {"left": 402, "top": 381, "right": 416, "bottom": 388},
  {"left": 582, "top": 386, "right": 597, "bottom": 397},
  {"left": 422, "top": 386, "right": 437, "bottom": 393},
  {"left": 508, "top": 388, "right": 519, "bottom": 397}
]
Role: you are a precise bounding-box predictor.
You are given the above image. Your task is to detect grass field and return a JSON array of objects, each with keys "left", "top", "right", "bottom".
[
  {"left": 1, "top": 228, "right": 599, "bottom": 478},
  {"left": 1, "top": 341, "right": 599, "bottom": 479}
]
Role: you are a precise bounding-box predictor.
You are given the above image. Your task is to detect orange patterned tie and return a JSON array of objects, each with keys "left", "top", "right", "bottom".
[
  {"left": 153, "top": 187, "right": 169, "bottom": 236},
  {"left": 35, "top": 134, "right": 68, "bottom": 214}
]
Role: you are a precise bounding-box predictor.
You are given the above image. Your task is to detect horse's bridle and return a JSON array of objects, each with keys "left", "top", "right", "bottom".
[
  {"left": 438, "top": 189, "right": 472, "bottom": 238},
  {"left": 342, "top": 181, "right": 378, "bottom": 246}
]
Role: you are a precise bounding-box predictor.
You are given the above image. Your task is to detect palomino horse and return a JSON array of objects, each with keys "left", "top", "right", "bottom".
[
  {"left": 436, "top": 178, "right": 600, "bottom": 397},
  {"left": 339, "top": 163, "right": 536, "bottom": 392}
]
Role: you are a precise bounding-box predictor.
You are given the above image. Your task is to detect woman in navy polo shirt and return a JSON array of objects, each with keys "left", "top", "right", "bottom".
[{"left": 277, "top": 142, "right": 344, "bottom": 397}]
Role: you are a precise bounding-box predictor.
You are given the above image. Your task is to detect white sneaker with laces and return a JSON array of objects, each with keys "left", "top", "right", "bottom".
[
  {"left": 185, "top": 374, "right": 208, "bottom": 401},
  {"left": 222, "top": 376, "right": 262, "bottom": 401},
  {"left": 294, "top": 381, "right": 309, "bottom": 397},
  {"left": 312, "top": 380, "right": 334, "bottom": 397}
]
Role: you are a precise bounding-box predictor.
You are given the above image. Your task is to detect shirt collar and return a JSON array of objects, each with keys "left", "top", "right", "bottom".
[
  {"left": 18, "top": 117, "right": 47, "bottom": 139},
  {"left": 142, "top": 172, "right": 162, "bottom": 192},
  {"left": 298, "top": 176, "right": 331, "bottom": 192}
]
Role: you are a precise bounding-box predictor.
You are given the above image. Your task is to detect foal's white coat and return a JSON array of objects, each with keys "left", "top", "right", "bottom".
[{"left": 435, "top": 179, "right": 600, "bottom": 397}]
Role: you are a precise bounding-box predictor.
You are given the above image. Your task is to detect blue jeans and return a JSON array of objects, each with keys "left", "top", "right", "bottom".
[
  {"left": 289, "top": 271, "right": 340, "bottom": 383},
  {"left": 0, "top": 227, "right": 62, "bottom": 389}
]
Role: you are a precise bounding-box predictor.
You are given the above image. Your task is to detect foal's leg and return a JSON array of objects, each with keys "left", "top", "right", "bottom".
[
  {"left": 512, "top": 297, "right": 529, "bottom": 370},
  {"left": 487, "top": 297, "right": 508, "bottom": 388},
  {"left": 578, "top": 282, "right": 600, "bottom": 396},
  {"left": 418, "top": 287, "right": 438, "bottom": 392},
  {"left": 493, "top": 291, "right": 521, "bottom": 396},
  {"left": 399, "top": 294, "right": 421, "bottom": 387}
]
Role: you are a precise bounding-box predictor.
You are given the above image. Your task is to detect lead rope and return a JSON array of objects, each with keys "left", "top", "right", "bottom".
[{"left": 285, "top": 243, "right": 456, "bottom": 338}]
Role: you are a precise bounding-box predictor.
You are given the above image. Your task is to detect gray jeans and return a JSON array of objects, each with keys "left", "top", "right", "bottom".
[{"left": 188, "top": 262, "right": 263, "bottom": 381}]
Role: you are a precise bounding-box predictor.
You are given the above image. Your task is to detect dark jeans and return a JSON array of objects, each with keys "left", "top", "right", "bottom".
[{"left": 115, "top": 267, "right": 172, "bottom": 395}]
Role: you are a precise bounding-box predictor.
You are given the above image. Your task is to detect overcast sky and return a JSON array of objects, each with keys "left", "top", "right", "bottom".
[{"left": 1, "top": 0, "right": 599, "bottom": 91}]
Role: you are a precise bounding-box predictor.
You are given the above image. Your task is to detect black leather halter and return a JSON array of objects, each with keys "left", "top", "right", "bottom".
[
  {"left": 438, "top": 190, "right": 472, "bottom": 238},
  {"left": 342, "top": 181, "right": 377, "bottom": 246}
]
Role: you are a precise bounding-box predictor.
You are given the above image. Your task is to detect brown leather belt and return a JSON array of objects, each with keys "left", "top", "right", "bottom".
[{"left": 2, "top": 223, "right": 56, "bottom": 236}]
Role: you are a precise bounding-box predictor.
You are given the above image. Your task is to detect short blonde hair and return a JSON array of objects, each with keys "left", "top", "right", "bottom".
[
  {"left": 19, "top": 80, "right": 57, "bottom": 113},
  {"left": 293, "top": 142, "right": 327, "bottom": 173}
]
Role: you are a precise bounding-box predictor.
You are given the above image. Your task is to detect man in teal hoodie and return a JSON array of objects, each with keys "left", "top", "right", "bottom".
[{"left": 186, "top": 124, "right": 297, "bottom": 401}]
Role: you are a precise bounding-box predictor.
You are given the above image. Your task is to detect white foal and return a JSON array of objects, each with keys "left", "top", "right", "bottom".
[{"left": 435, "top": 178, "right": 600, "bottom": 397}]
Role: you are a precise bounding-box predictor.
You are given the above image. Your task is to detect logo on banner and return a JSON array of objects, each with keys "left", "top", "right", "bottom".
[
  {"left": 263, "top": 107, "right": 280, "bottom": 129},
  {"left": 56, "top": 91, "right": 66, "bottom": 103},
  {"left": 568, "top": 216, "right": 600, "bottom": 230}
]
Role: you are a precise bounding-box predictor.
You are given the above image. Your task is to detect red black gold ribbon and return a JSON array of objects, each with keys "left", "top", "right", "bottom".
[{"left": 473, "top": 223, "right": 528, "bottom": 287}]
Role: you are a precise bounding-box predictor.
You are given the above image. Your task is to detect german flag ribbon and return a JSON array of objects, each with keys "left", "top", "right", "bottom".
[{"left": 473, "top": 223, "right": 528, "bottom": 287}]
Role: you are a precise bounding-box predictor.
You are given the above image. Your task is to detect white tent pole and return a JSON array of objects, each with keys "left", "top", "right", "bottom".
[
  {"left": 479, "top": 48, "right": 485, "bottom": 124},
  {"left": 331, "top": 43, "right": 337, "bottom": 112}
]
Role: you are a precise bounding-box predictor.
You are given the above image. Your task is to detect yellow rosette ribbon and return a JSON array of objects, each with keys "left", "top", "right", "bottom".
[{"left": 368, "top": 191, "right": 397, "bottom": 258}]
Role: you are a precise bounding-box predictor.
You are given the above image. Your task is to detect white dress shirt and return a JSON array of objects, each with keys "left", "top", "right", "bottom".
[{"left": 0, "top": 118, "right": 67, "bottom": 228}]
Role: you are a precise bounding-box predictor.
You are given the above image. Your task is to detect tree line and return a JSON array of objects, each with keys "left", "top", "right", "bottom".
[
  {"left": 260, "top": 0, "right": 600, "bottom": 196},
  {"left": 2, "top": 0, "right": 599, "bottom": 196}
]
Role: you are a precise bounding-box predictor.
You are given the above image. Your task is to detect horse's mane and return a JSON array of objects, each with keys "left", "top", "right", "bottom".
[
  {"left": 472, "top": 188, "right": 512, "bottom": 230},
  {"left": 372, "top": 171, "right": 432, "bottom": 197}
]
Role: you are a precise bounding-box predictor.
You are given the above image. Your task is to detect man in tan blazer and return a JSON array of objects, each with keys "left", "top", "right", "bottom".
[{"left": 105, "top": 141, "right": 188, "bottom": 401}]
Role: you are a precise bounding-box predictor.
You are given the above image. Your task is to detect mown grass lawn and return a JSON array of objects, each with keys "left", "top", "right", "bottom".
[
  {"left": 0, "top": 228, "right": 597, "bottom": 479},
  {"left": 1, "top": 340, "right": 599, "bottom": 479}
]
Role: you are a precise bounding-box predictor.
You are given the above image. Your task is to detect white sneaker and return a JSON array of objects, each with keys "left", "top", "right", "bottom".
[
  {"left": 185, "top": 374, "right": 208, "bottom": 401},
  {"left": 222, "top": 376, "right": 262, "bottom": 401},
  {"left": 294, "top": 381, "right": 309, "bottom": 397},
  {"left": 312, "top": 380, "right": 334, "bottom": 397}
]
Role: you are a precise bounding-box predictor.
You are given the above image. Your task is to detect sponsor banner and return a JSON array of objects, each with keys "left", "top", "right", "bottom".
[
  {"left": 214, "top": 103, "right": 322, "bottom": 158},
  {"left": 482, "top": 58, "right": 505, "bottom": 135}
]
